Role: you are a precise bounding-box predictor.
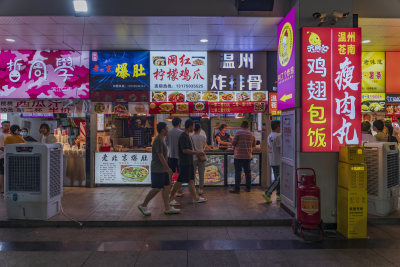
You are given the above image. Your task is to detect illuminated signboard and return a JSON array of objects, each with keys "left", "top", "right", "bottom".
[
  {"left": 207, "top": 52, "right": 266, "bottom": 91},
  {"left": 361, "top": 52, "right": 385, "bottom": 93},
  {"left": 302, "top": 27, "right": 361, "bottom": 152},
  {"left": 269, "top": 92, "right": 281, "bottom": 121},
  {"left": 361, "top": 93, "right": 385, "bottom": 113},
  {"left": 150, "top": 51, "right": 207, "bottom": 91},
  {"left": 277, "top": 7, "right": 295, "bottom": 110},
  {"left": 0, "top": 50, "right": 89, "bottom": 99}
]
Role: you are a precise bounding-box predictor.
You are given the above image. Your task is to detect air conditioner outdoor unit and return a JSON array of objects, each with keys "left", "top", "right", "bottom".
[
  {"left": 4, "top": 143, "right": 63, "bottom": 220},
  {"left": 363, "top": 142, "right": 399, "bottom": 216}
]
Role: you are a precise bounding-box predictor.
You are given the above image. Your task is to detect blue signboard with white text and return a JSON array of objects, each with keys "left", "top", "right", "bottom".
[{"left": 90, "top": 51, "right": 150, "bottom": 91}]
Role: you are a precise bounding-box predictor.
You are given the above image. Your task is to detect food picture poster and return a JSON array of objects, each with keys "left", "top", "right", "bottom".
[
  {"left": 150, "top": 51, "right": 207, "bottom": 91},
  {"left": 90, "top": 51, "right": 150, "bottom": 91},
  {"left": 361, "top": 93, "right": 385, "bottom": 113},
  {"left": 95, "top": 153, "right": 151, "bottom": 184}
]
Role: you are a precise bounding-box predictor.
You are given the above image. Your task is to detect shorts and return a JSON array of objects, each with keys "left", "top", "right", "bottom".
[
  {"left": 0, "top": 158, "right": 4, "bottom": 175},
  {"left": 151, "top": 172, "right": 170, "bottom": 189},
  {"left": 168, "top": 158, "right": 179, "bottom": 173},
  {"left": 177, "top": 164, "right": 195, "bottom": 183}
]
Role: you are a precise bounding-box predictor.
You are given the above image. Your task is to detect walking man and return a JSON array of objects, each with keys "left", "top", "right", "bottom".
[
  {"left": 263, "top": 121, "right": 281, "bottom": 203},
  {"left": 230, "top": 121, "right": 256, "bottom": 193},
  {"left": 170, "top": 119, "right": 207, "bottom": 204},
  {"left": 166, "top": 117, "right": 184, "bottom": 199},
  {"left": 138, "top": 122, "right": 180, "bottom": 216}
]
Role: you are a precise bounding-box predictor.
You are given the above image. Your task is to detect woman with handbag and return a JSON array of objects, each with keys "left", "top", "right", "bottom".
[{"left": 191, "top": 123, "right": 207, "bottom": 195}]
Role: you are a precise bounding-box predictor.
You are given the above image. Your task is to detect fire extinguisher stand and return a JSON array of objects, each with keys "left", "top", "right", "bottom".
[{"left": 292, "top": 168, "right": 323, "bottom": 241}]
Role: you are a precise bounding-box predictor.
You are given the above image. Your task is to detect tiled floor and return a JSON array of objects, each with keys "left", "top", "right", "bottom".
[{"left": 0, "top": 187, "right": 291, "bottom": 222}]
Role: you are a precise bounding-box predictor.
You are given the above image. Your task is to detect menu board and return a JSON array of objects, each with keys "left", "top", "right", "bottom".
[
  {"left": 0, "top": 50, "right": 89, "bottom": 99},
  {"left": 149, "top": 101, "right": 208, "bottom": 114},
  {"left": 227, "top": 154, "right": 260, "bottom": 185},
  {"left": 95, "top": 152, "right": 151, "bottom": 184},
  {"left": 208, "top": 52, "right": 266, "bottom": 91},
  {"left": 361, "top": 93, "right": 385, "bottom": 113},
  {"left": 150, "top": 51, "right": 207, "bottom": 91},
  {"left": 90, "top": 51, "right": 150, "bottom": 91},
  {"left": 196, "top": 155, "right": 225, "bottom": 186}
]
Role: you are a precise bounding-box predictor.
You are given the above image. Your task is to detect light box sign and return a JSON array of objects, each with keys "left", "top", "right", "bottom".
[
  {"left": 0, "top": 50, "right": 89, "bottom": 99},
  {"left": 361, "top": 52, "right": 385, "bottom": 93},
  {"left": 277, "top": 6, "right": 296, "bottom": 110},
  {"left": 207, "top": 52, "right": 266, "bottom": 91},
  {"left": 302, "top": 27, "right": 361, "bottom": 152},
  {"left": 361, "top": 93, "right": 385, "bottom": 113},
  {"left": 90, "top": 51, "right": 150, "bottom": 91},
  {"left": 150, "top": 51, "right": 207, "bottom": 91}
]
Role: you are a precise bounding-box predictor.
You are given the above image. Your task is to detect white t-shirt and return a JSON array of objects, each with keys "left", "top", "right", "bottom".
[
  {"left": 268, "top": 132, "right": 281, "bottom": 166},
  {"left": 191, "top": 133, "right": 207, "bottom": 161},
  {"left": 0, "top": 132, "right": 11, "bottom": 159}
]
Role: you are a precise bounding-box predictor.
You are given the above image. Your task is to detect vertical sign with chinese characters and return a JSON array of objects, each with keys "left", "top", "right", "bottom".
[
  {"left": 269, "top": 92, "right": 281, "bottom": 120},
  {"left": 150, "top": 51, "right": 207, "bottom": 91},
  {"left": 0, "top": 50, "right": 89, "bottom": 99},
  {"left": 277, "top": 7, "right": 295, "bottom": 110},
  {"left": 302, "top": 27, "right": 361, "bottom": 152},
  {"left": 207, "top": 52, "right": 266, "bottom": 91},
  {"left": 361, "top": 52, "right": 385, "bottom": 93}
]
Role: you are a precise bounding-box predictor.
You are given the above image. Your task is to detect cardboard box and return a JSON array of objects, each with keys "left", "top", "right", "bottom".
[
  {"left": 339, "top": 145, "right": 364, "bottom": 165},
  {"left": 338, "top": 162, "right": 367, "bottom": 191},
  {"left": 337, "top": 187, "right": 367, "bottom": 239}
]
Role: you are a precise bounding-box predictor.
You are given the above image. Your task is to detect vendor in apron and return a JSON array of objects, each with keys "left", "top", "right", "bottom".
[{"left": 216, "top": 124, "right": 232, "bottom": 150}]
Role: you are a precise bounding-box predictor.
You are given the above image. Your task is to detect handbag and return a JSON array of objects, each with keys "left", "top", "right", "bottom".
[{"left": 197, "top": 152, "right": 206, "bottom": 162}]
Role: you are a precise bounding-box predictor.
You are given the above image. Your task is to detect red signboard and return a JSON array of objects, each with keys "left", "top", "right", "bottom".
[
  {"left": 302, "top": 27, "right": 361, "bottom": 152},
  {"left": 209, "top": 101, "right": 267, "bottom": 113}
]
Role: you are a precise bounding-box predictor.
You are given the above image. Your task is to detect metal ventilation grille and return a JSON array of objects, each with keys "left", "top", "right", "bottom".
[
  {"left": 386, "top": 152, "right": 399, "bottom": 188},
  {"left": 7, "top": 155, "right": 41, "bottom": 192},
  {"left": 49, "top": 149, "right": 61, "bottom": 199},
  {"left": 364, "top": 148, "right": 379, "bottom": 196}
]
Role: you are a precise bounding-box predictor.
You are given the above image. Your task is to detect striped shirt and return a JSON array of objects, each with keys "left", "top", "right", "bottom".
[{"left": 233, "top": 129, "right": 255, "bottom": 159}]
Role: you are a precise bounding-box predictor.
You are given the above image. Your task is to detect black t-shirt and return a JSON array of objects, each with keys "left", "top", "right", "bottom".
[
  {"left": 217, "top": 132, "right": 230, "bottom": 150},
  {"left": 178, "top": 132, "right": 193, "bottom": 166}
]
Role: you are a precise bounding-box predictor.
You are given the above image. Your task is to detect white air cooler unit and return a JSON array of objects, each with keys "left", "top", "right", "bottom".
[
  {"left": 363, "top": 142, "right": 399, "bottom": 216},
  {"left": 4, "top": 143, "right": 63, "bottom": 220}
]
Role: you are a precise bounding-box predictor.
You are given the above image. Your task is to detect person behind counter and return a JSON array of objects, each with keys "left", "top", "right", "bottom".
[
  {"left": 230, "top": 121, "right": 256, "bottom": 194},
  {"left": 169, "top": 119, "right": 207, "bottom": 205},
  {"left": 20, "top": 128, "right": 37, "bottom": 142},
  {"left": 216, "top": 124, "right": 232, "bottom": 150},
  {"left": 386, "top": 125, "right": 399, "bottom": 144},
  {"left": 138, "top": 122, "right": 180, "bottom": 216},
  {"left": 373, "top": 120, "right": 387, "bottom": 142},
  {"left": 361, "top": 121, "right": 374, "bottom": 143},
  {"left": 39, "top": 123, "right": 57, "bottom": 144},
  {"left": 4, "top": 125, "right": 26, "bottom": 145},
  {"left": 192, "top": 122, "right": 207, "bottom": 195},
  {"left": 0, "top": 121, "right": 10, "bottom": 194}
]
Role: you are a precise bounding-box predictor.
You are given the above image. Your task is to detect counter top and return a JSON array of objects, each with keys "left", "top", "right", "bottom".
[{"left": 204, "top": 149, "right": 262, "bottom": 155}]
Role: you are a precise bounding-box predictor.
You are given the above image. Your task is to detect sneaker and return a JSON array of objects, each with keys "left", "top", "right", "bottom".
[
  {"left": 194, "top": 197, "right": 207, "bottom": 203},
  {"left": 176, "top": 192, "right": 184, "bottom": 197},
  {"left": 138, "top": 205, "right": 151, "bottom": 216},
  {"left": 198, "top": 189, "right": 204, "bottom": 195},
  {"left": 262, "top": 193, "right": 272, "bottom": 203},
  {"left": 229, "top": 189, "right": 240, "bottom": 194},
  {"left": 164, "top": 207, "right": 181, "bottom": 215},
  {"left": 276, "top": 195, "right": 281, "bottom": 201},
  {"left": 170, "top": 199, "right": 181, "bottom": 206}
]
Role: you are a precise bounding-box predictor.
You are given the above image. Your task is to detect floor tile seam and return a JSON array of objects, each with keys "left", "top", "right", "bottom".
[
  {"left": 80, "top": 251, "right": 94, "bottom": 267},
  {"left": 370, "top": 248, "right": 398, "bottom": 267}
]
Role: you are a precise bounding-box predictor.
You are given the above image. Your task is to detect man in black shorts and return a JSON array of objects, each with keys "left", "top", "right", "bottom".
[
  {"left": 170, "top": 119, "right": 207, "bottom": 205},
  {"left": 138, "top": 122, "right": 180, "bottom": 216}
]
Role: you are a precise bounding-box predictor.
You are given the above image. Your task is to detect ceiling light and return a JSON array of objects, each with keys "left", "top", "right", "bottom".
[
  {"left": 362, "top": 40, "right": 371, "bottom": 44},
  {"left": 73, "top": 0, "right": 88, "bottom": 12},
  {"left": 200, "top": 39, "right": 208, "bottom": 43},
  {"left": 201, "top": 114, "right": 210, "bottom": 119},
  {"left": 235, "top": 113, "right": 244, "bottom": 119},
  {"left": 5, "top": 38, "right": 15, "bottom": 43}
]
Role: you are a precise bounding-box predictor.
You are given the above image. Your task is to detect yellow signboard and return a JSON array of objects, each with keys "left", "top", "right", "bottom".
[{"left": 362, "top": 52, "right": 385, "bottom": 93}]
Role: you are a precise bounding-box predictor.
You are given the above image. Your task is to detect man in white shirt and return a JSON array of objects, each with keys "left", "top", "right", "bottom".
[
  {"left": 263, "top": 121, "right": 281, "bottom": 203},
  {"left": 0, "top": 121, "right": 11, "bottom": 193}
]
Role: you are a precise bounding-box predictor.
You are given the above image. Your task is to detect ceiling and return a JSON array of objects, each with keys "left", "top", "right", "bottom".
[
  {"left": 360, "top": 18, "right": 400, "bottom": 51},
  {"left": 0, "top": 16, "right": 281, "bottom": 51}
]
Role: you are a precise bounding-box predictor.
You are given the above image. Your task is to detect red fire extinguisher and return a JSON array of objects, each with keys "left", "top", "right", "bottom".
[{"left": 293, "top": 168, "right": 323, "bottom": 240}]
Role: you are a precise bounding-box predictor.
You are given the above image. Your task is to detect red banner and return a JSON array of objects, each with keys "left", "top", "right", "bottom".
[
  {"left": 209, "top": 101, "right": 267, "bottom": 113},
  {"left": 302, "top": 27, "right": 361, "bottom": 152}
]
